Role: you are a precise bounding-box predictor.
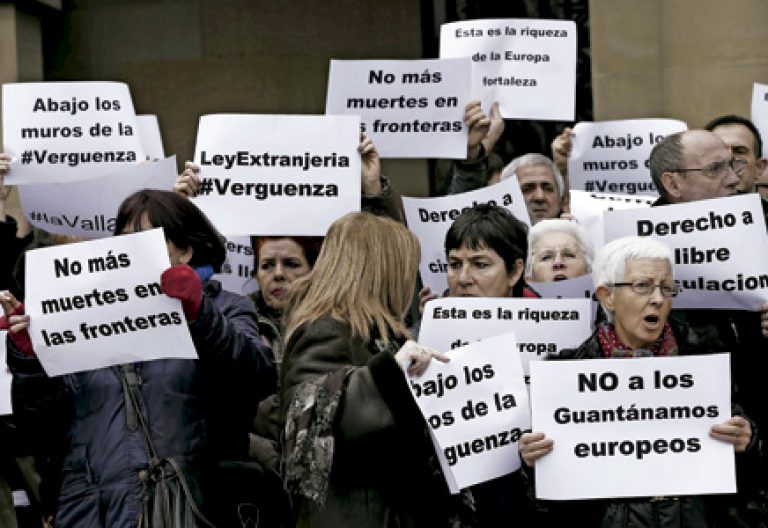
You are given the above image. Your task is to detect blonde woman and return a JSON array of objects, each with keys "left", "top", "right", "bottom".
[{"left": 279, "top": 212, "right": 470, "bottom": 527}]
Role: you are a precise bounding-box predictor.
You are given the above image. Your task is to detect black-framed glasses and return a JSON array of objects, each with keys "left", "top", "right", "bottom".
[
  {"left": 608, "top": 281, "right": 681, "bottom": 298},
  {"left": 672, "top": 159, "right": 747, "bottom": 179}
]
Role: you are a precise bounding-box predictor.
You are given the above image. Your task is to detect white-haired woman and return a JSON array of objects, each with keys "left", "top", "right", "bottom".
[
  {"left": 526, "top": 219, "right": 593, "bottom": 282},
  {"left": 519, "top": 236, "right": 755, "bottom": 527}
]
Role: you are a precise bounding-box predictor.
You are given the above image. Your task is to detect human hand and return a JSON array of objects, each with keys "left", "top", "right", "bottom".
[
  {"left": 0, "top": 153, "right": 12, "bottom": 218},
  {"left": 160, "top": 265, "right": 203, "bottom": 322},
  {"left": 418, "top": 287, "right": 437, "bottom": 316},
  {"left": 394, "top": 340, "right": 449, "bottom": 377},
  {"left": 0, "top": 290, "right": 33, "bottom": 356},
  {"left": 174, "top": 161, "right": 201, "bottom": 197},
  {"left": 710, "top": 416, "right": 752, "bottom": 453},
  {"left": 519, "top": 432, "right": 554, "bottom": 467},
  {"left": 481, "top": 102, "right": 505, "bottom": 154},
  {"left": 359, "top": 133, "right": 381, "bottom": 195},
  {"left": 551, "top": 127, "right": 573, "bottom": 174},
  {"left": 465, "top": 100, "right": 490, "bottom": 160},
  {"left": 759, "top": 302, "right": 768, "bottom": 338}
]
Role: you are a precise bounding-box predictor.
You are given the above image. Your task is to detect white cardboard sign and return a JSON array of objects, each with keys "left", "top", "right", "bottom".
[
  {"left": 530, "top": 354, "right": 735, "bottom": 499},
  {"left": 192, "top": 114, "right": 361, "bottom": 236},
  {"left": 569, "top": 190, "right": 655, "bottom": 255},
  {"left": 25, "top": 229, "right": 197, "bottom": 376},
  {"left": 568, "top": 119, "right": 687, "bottom": 196},
  {"left": 0, "top": 333, "right": 12, "bottom": 416},
  {"left": 2, "top": 81, "right": 144, "bottom": 184},
  {"left": 528, "top": 274, "right": 598, "bottom": 324},
  {"left": 409, "top": 332, "right": 530, "bottom": 493},
  {"left": 419, "top": 297, "right": 592, "bottom": 379},
  {"left": 603, "top": 194, "right": 768, "bottom": 310},
  {"left": 19, "top": 156, "right": 178, "bottom": 239},
  {"left": 137, "top": 115, "right": 165, "bottom": 161},
  {"left": 439, "top": 19, "right": 576, "bottom": 121},
  {"left": 326, "top": 59, "right": 471, "bottom": 158},
  {"left": 403, "top": 177, "right": 529, "bottom": 295},
  {"left": 213, "top": 236, "right": 258, "bottom": 295}
]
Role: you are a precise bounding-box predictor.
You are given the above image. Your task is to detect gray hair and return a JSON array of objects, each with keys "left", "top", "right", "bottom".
[
  {"left": 526, "top": 219, "right": 594, "bottom": 275},
  {"left": 649, "top": 132, "right": 685, "bottom": 200},
  {"left": 500, "top": 153, "right": 565, "bottom": 198},
  {"left": 592, "top": 236, "right": 674, "bottom": 320}
]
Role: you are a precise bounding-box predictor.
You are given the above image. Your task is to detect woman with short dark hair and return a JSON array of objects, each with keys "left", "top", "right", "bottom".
[{"left": 2, "top": 189, "right": 275, "bottom": 527}]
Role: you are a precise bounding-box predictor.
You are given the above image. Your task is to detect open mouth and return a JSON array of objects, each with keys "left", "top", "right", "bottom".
[
  {"left": 552, "top": 274, "right": 568, "bottom": 282},
  {"left": 643, "top": 314, "right": 660, "bottom": 327}
]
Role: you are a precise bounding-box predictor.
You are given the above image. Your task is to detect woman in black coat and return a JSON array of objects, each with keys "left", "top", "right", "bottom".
[{"left": 519, "top": 236, "right": 755, "bottom": 528}]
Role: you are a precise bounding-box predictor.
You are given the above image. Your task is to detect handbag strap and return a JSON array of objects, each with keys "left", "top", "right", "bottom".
[{"left": 117, "top": 364, "right": 217, "bottom": 528}]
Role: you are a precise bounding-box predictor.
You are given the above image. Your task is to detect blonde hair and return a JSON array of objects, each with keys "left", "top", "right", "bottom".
[{"left": 283, "top": 212, "right": 420, "bottom": 346}]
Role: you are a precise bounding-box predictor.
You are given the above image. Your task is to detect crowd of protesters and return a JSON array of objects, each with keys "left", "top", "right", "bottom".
[{"left": 0, "top": 69, "right": 767, "bottom": 528}]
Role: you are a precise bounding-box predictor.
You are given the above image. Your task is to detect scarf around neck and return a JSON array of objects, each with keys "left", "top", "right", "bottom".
[{"left": 597, "top": 321, "right": 678, "bottom": 358}]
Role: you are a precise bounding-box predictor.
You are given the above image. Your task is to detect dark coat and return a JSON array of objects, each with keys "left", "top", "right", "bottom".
[
  {"left": 279, "top": 316, "right": 467, "bottom": 527},
  {"left": 8, "top": 280, "right": 275, "bottom": 527},
  {"left": 527, "top": 320, "right": 757, "bottom": 528}
]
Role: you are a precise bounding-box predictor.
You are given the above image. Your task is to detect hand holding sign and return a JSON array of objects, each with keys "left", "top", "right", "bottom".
[
  {"left": 0, "top": 291, "right": 33, "bottom": 356},
  {"left": 175, "top": 161, "right": 201, "bottom": 197},
  {"left": 395, "top": 340, "right": 449, "bottom": 376},
  {"left": 465, "top": 100, "right": 491, "bottom": 160},
  {"left": 519, "top": 431, "right": 554, "bottom": 467},
  {"left": 359, "top": 133, "right": 382, "bottom": 195}
]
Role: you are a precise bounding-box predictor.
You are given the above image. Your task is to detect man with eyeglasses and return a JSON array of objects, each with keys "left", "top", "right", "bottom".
[
  {"left": 705, "top": 115, "right": 767, "bottom": 196},
  {"left": 649, "top": 129, "right": 741, "bottom": 204},
  {"left": 650, "top": 129, "right": 768, "bottom": 515}
]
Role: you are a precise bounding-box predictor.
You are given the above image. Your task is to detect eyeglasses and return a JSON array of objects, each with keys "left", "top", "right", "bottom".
[
  {"left": 608, "top": 280, "right": 681, "bottom": 298},
  {"left": 672, "top": 159, "right": 747, "bottom": 179}
]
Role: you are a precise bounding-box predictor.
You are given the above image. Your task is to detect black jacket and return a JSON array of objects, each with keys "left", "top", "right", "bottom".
[{"left": 527, "top": 320, "right": 758, "bottom": 528}]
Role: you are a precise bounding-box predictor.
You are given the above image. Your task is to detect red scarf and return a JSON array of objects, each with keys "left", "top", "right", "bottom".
[{"left": 597, "top": 321, "right": 678, "bottom": 358}]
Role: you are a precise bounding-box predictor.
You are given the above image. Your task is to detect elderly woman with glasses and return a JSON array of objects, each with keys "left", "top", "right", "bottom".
[
  {"left": 526, "top": 219, "right": 593, "bottom": 283},
  {"left": 519, "top": 236, "right": 755, "bottom": 527}
]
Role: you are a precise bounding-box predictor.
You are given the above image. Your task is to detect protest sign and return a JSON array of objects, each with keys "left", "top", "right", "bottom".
[
  {"left": 403, "top": 177, "right": 529, "bottom": 295},
  {"left": 137, "top": 115, "right": 165, "bottom": 160},
  {"left": 439, "top": 19, "right": 576, "bottom": 121},
  {"left": 326, "top": 59, "right": 471, "bottom": 158},
  {"left": 25, "top": 229, "right": 196, "bottom": 376},
  {"left": 751, "top": 83, "right": 768, "bottom": 157},
  {"left": 530, "top": 354, "right": 735, "bottom": 499},
  {"left": 528, "top": 274, "right": 598, "bottom": 323},
  {"left": 604, "top": 194, "right": 768, "bottom": 310},
  {"left": 409, "top": 332, "right": 530, "bottom": 492},
  {"left": 19, "top": 156, "right": 178, "bottom": 239},
  {"left": 2, "top": 82, "right": 144, "bottom": 184},
  {"left": 192, "top": 114, "right": 360, "bottom": 236},
  {"left": 0, "top": 333, "right": 11, "bottom": 416},
  {"left": 213, "top": 236, "right": 258, "bottom": 295},
  {"left": 419, "top": 297, "right": 591, "bottom": 379},
  {"left": 569, "top": 190, "right": 655, "bottom": 254},
  {"left": 568, "top": 119, "right": 687, "bottom": 196}
]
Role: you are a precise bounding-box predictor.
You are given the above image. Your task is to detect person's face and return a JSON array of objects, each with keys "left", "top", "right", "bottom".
[
  {"left": 121, "top": 213, "right": 192, "bottom": 266},
  {"left": 663, "top": 131, "right": 739, "bottom": 202},
  {"left": 530, "top": 232, "right": 588, "bottom": 282},
  {"left": 256, "top": 238, "right": 311, "bottom": 310},
  {"left": 516, "top": 165, "right": 561, "bottom": 223},
  {"left": 447, "top": 242, "right": 524, "bottom": 297},
  {"left": 596, "top": 258, "right": 674, "bottom": 350},
  {"left": 711, "top": 123, "right": 767, "bottom": 194}
]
